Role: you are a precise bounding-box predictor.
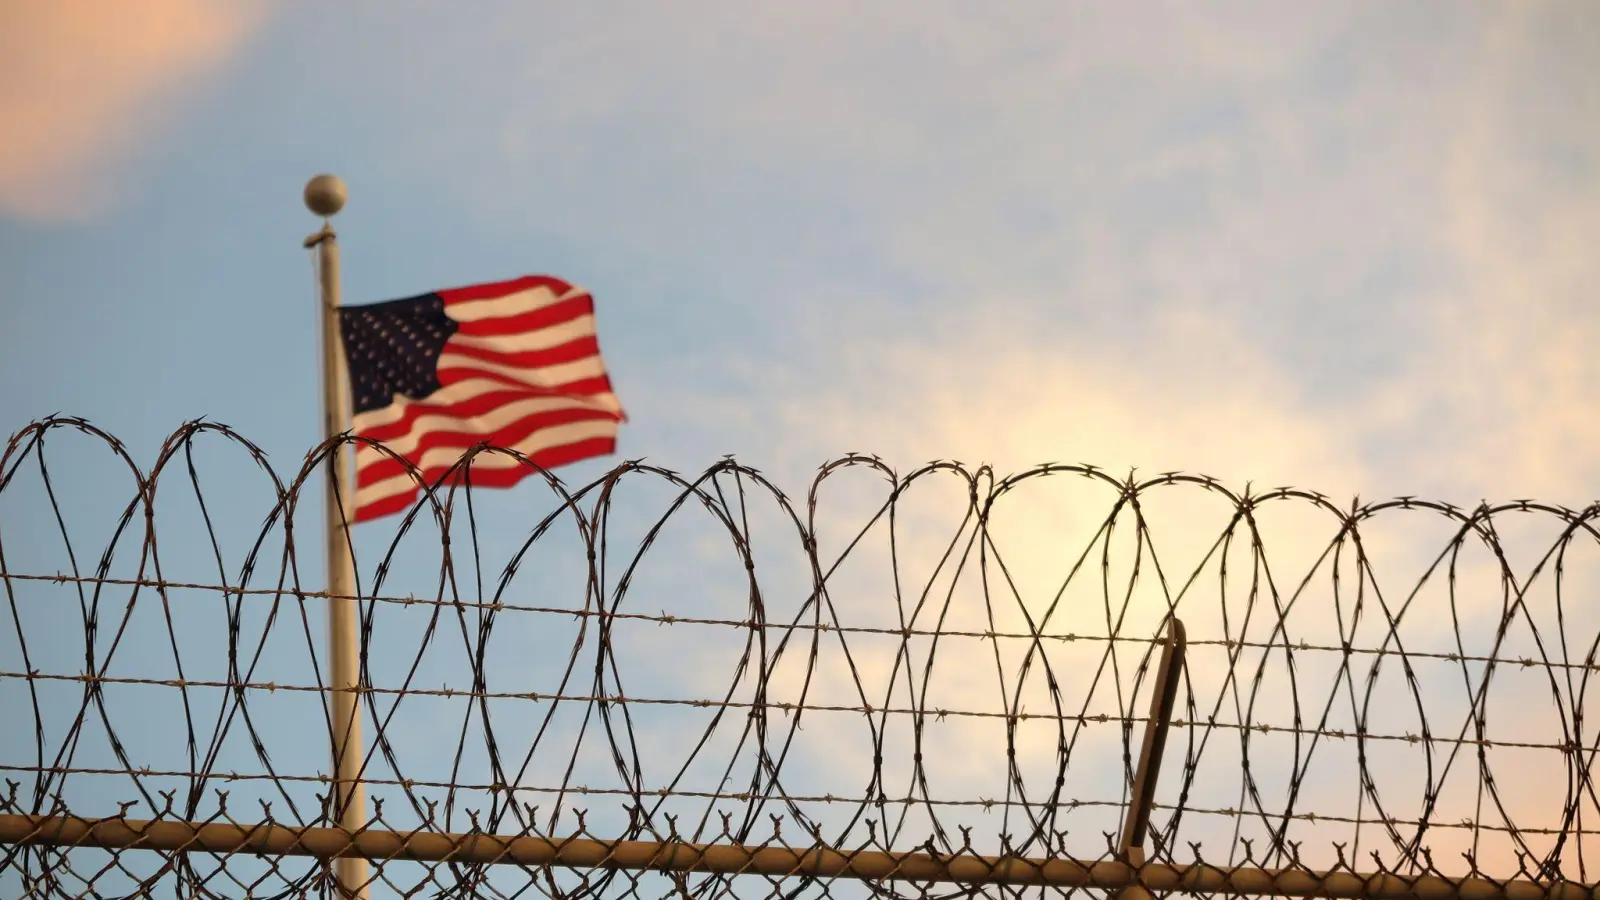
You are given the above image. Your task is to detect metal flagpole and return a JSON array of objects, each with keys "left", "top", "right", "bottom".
[{"left": 304, "top": 174, "right": 370, "bottom": 900}]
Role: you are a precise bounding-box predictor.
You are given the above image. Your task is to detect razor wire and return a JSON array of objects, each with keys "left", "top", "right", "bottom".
[{"left": 3, "top": 415, "right": 1600, "bottom": 899}]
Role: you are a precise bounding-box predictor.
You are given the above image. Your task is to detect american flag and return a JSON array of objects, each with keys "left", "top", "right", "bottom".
[{"left": 338, "top": 275, "right": 625, "bottom": 522}]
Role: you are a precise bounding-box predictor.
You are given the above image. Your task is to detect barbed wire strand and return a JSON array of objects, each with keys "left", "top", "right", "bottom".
[{"left": 4, "top": 416, "right": 1600, "bottom": 899}]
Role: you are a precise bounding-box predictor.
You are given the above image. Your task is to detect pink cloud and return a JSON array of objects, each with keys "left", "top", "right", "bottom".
[{"left": 0, "top": 0, "right": 265, "bottom": 221}]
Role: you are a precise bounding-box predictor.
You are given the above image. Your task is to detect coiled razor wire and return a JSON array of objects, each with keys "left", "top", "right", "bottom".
[{"left": 2, "top": 416, "right": 1600, "bottom": 899}]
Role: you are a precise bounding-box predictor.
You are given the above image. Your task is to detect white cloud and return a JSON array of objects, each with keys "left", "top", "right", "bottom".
[
  {"left": 590, "top": 1, "right": 1600, "bottom": 873},
  {"left": 1413, "top": 4, "right": 1600, "bottom": 502}
]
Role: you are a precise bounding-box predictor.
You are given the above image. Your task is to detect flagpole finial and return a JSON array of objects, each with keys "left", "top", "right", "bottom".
[{"left": 304, "top": 174, "right": 346, "bottom": 218}]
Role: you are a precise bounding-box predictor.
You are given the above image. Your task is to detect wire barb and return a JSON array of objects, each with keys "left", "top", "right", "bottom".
[{"left": 4, "top": 416, "right": 1600, "bottom": 898}]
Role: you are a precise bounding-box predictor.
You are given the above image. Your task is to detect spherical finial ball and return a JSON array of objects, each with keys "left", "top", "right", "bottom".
[{"left": 304, "top": 174, "right": 347, "bottom": 217}]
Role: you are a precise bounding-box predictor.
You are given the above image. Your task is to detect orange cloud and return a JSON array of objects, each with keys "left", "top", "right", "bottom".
[{"left": 0, "top": 0, "right": 264, "bottom": 222}]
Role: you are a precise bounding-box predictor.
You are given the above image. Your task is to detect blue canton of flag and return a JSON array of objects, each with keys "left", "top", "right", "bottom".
[{"left": 338, "top": 294, "right": 459, "bottom": 415}]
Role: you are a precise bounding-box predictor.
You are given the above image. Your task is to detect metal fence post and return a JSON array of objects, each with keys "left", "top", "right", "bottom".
[{"left": 1117, "top": 617, "right": 1187, "bottom": 900}]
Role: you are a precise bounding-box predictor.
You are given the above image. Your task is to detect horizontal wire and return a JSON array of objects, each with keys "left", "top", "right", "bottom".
[
  {"left": 3, "top": 570, "right": 1587, "bottom": 672},
  {"left": 0, "top": 670, "right": 1582, "bottom": 753},
  {"left": 0, "top": 765, "right": 1567, "bottom": 838}
]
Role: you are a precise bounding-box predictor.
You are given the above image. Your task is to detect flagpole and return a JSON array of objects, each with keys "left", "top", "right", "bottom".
[{"left": 304, "top": 174, "right": 370, "bottom": 900}]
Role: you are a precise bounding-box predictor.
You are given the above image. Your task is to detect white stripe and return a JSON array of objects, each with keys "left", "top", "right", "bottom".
[
  {"left": 351, "top": 358, "right": 612, "bottom": 430},
  {"left": 435, "top": 352, "right": 605, "bottom": 391},
  {"left": 449, "top": 314, "right": 596, "bottom": 353},
  {"left": 352, "top": 393, "right": 621, "bottom": 465},
  {"left": 353, "top": 419, "right": 620, "bottom": 510},
  {"left": 447, "top": 284, "right": 584, "bottom": 323}
]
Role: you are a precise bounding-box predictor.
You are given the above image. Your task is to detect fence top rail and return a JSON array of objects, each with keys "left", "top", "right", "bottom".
[{"left": 3, "top": 813, "right": 1596, "bottom": 900}]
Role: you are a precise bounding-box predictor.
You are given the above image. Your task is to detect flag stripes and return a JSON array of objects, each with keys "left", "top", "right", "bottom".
[{"left": 342, "top": 275, "right": 624, "bottom": 522}]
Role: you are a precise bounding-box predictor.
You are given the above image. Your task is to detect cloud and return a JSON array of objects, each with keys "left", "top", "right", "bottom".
[
  {"left": 691, "top": 304, "right": 1599, "bottom": 869},
  {"left": 0, "top": 0, "right": 266, "bottom": 222},
  {"left": 353, "top": 4, "right": 1365, "bottom": 256},
  {"left": 614, "top": 1, "right": 1596, "bottom": 508},
  {"left": 25, "top": 0, "right": 1571, "bottom": 877},
  {"left": 1413, "top": 3, "right": 1600, "bottom": 502},
  {"left": 599, "top": 2, "right": 1600, "bottom": 871},
  {"left": 383, "top": 0, "right": 1595, "bottom": 499}
]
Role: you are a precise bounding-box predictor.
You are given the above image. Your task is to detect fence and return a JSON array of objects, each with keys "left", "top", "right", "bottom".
[{"left": 3, "top": 416, "right": 1600, "bottom": 899}]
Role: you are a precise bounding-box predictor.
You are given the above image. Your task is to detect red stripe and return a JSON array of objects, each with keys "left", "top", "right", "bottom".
[
  {"left": 435, "top": 368, "right": 616, "bottom": 398},
  {"left": 355, "top": 373, "right": 620, "bottom": 445},
  {"left": 355, "top": 406, "right": 622, "bottom": 487},
  {"left": 437, "top": 275, "right": 579, "bottom": 306},
  {"left": 355, "top": 383, "right": 612, "bottom": 443},
  {"left": 353, "top": 489, "right": 426, "bottom": 523},
  {"left": 453, "top": 295, "right": 593, "bottom": 336},
  {"left": 352, "top": 437, "right": 616, "bottom": 523},
  {"left": 441, "top": 334, "right": 602, "bottom": 373}
]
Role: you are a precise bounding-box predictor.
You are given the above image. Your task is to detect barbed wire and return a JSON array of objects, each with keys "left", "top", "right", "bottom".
[
  {"left": 4, "top": 415, "right": 1600, "bottom": 899},
  {"left": 10, "top": 569, "right": 1600, "bottom": 672}
]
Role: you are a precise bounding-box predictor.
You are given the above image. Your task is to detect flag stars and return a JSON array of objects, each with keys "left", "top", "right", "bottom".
[{"left": 338, "top": 294, "right": 458, "bottom": 414}]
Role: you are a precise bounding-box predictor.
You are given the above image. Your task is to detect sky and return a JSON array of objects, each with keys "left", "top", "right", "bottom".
[{"left": 2, "top": 2, "right": 1599, "bottom": 898}]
